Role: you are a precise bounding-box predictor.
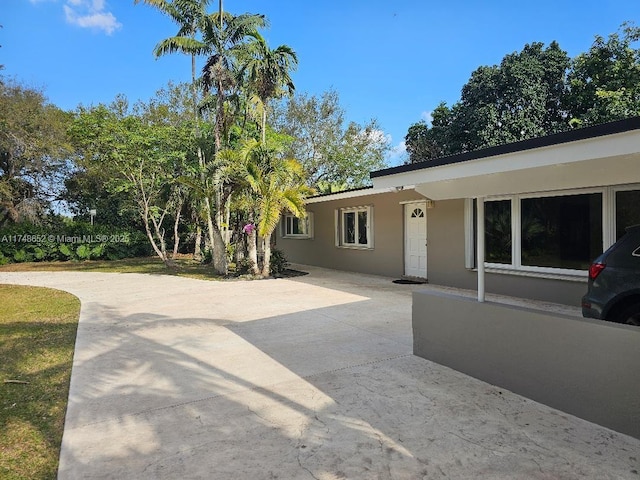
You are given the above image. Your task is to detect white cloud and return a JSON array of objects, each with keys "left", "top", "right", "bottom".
[
  {"left": 420, "top": 110, "right": 433, "bottom": 126},
  {"left": 63, "top": 0, "right": 121, "bottom": 35},
  {"left": 387, "top": 140, "right": 407, "bottom": 166},
  {"left": 355, "top": 128, "right": 392, "bottom": 147},
  {"left": 390, "top": 140, "right": 406, "bottom": 156}
]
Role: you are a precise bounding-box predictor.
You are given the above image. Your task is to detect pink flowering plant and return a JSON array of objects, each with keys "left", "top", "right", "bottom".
[{"left": 242, "top": 223, "right": 256, "bottom": 234}]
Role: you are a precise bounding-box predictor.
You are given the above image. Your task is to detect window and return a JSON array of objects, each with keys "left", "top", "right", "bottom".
[
  {"left": 282, "top": 213, "right": 313, "bottom": 239},
  {"left": 520, "top": 194, "right": 602, "bottom": 270},
  {"left": 465, "top": 186, "right": 640, "bottom": 274},
  {"left": 485, "top": 200, "right": 512, "bottom": 264},
  {"left": 411, "top": 207, "right": 425, "bottom": 218},
  {"left": 615, "top": 189, "right": 640, "bottom": 239},
  {"left": 336, "top": 206, "right": 373, "bottom": 248}
]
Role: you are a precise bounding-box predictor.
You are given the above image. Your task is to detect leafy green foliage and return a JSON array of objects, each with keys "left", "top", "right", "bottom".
[
  {"left": 566, "top": 22, "right": 640, "bottom": 126},
  {"left": 405, "top": 23, "right": 640, "bottom": 163},
  {"left": 69, "top": 97, "right": 193, "bottom": 265},
  {"left": 242, "top": 32, "right": 298, "bottom": 144},
  {"left": 269, "top": 248, "right": 289, "bottom": 274},
  {"left": 271, "top": 90, "right": 389, "bottom": 188},
  {"left": 0, "top": 222, "right": 150, "bottom": 263},
  {"left": 0, "top": 77, "right": 73, "bottom": 226}
]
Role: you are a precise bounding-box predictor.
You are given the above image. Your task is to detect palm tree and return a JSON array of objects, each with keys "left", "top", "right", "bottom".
[
  {"left": 197, "top": 10, "right": 265, "bottom": 276},
  {"left": 200, "top": 11, "right": 266, "bottom": 151},
  {"left": 243, "top": 33, "right": 298, "bottom": 144},
  {"left": 241, "top": 138, "right": 312, "bottom": 276},
  {"left": 135, "top": 0, "right": 237, "bottom": 274},
  {"left": 134, "top": 0, "right": 210, "bottom": 119}
]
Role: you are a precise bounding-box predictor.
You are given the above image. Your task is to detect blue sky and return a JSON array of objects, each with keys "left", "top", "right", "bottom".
[{"left": 3, "top": 0, "right": 640, "bottom": 165}]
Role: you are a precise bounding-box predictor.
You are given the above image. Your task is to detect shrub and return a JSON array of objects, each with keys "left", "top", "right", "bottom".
[
  {"left": 0, "top": 221, "right": 151, "bottom": 263},
  {"left": 269, "top": 248, "right": 289, "bottom": 275},
  {"left": 234, "top": 257, "right": 254, "bottom": 275}
]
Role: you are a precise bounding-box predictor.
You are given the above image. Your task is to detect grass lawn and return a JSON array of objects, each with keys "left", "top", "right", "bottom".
[
  {"left": 0, "top": 285, "right": 81, "bottom": 480},
  {"left": 0, "top": 256, "right": 225, "bottom": 281}
]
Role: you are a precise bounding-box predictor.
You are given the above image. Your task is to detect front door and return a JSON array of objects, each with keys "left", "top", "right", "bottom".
[{"left": 404, "top": 203, "right": 427, "bottom": 278}]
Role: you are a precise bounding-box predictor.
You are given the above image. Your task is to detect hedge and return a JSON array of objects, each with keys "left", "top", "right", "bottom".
[{"left": 0, "top": 222, "right": 151, "bottom": 264}]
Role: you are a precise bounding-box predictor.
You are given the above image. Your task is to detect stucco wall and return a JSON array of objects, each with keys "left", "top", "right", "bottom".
[
  {"left": 425, "top": 199, "right": 474, "bottom": 288},
  {"left": 281, "top": 194, "right": 588, "bottom": 305},
  {"left": 276, "top": 190, "right": 425, "bottom": 278},
  {"left": 422, "top": 199, "right": 587, "bottom": 306},
  {"left": 413, "top": 290, "right": 640, "bottom": 440}
]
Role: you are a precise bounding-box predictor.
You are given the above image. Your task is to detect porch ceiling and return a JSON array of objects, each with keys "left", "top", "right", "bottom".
[{"left": 372, "top": 129, "right": 640, "bottom": 200}]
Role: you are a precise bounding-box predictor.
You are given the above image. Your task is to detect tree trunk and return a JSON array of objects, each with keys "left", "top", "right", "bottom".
[
  {"left": 211, "top": 222, "right": 228, "bottom": 275},
  {"left": 142, "top": 210, "right": 175, "bottom": 268},
  {"left": 200, "top": 194, "right": 227, "bottom": 275},
  {"left": 261, "top": 104, "right": 267, "bottom": 145},
  {"left": 246, "top": 211, "right": 259, "bottom": 275},
  {"left": 215, "top": 78, "right": 224, "bottom": 151},
  {"left": 193, "top": 224, "right": 202, "bottom": 261},
  {"left": 261, "top": 232, "right": 272, "bottom": 277},
  {"left": 172, "top": 198, "right": 183, "bottom": 259}
]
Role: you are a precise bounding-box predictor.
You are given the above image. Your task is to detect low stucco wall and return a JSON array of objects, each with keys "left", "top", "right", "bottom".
[{"left": 413, "top": 290, "right": 640, "bottom": 439}]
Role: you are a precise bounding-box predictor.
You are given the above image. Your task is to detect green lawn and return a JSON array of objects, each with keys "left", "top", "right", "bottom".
[
  {"left": 0, "top": 285, "right": 81, "bottom": 480},
  {"left": 0, "top": 256, "right": 225, "bottom": 280},
  {"left": 0, "top": 257, "right": 220, "bottom": 479}
]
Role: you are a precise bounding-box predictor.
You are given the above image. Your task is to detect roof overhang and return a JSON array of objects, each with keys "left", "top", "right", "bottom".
[
  {"left": 305, "top": 185, "right": 415, "bottom": 204},
  {"left": 372, "top": 127, "right": 640, "bottom": 200}
]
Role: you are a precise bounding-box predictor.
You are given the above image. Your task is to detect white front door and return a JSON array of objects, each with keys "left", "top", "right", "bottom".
[{"left": 404, "top": 203, "right": 427, "bottom": 278}]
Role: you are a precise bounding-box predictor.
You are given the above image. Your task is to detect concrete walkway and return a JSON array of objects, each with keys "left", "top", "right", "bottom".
[{"left": 1, "top": 265, "right": 638, "bottom": 479}]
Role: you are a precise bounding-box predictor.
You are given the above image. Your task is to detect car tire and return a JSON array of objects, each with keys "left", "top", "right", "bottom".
[{"left": 614, "top": 302, "right": 640, "bottom": 326}]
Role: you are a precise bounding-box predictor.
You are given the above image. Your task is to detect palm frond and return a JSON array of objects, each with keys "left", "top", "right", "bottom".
[
  {"left": 154, "top": 36, "right": 208, "bottom": 58},
  {"left": 257, "top": 194, "right": 282, "bottom": 237}
]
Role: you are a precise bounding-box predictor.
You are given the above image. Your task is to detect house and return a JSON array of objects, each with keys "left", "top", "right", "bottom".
[
  {"left": 277, "top": 116, "right": 640, "bottom": 307},
  {"left": 277, "top": 116, "right": 640, "bottom": 439}
]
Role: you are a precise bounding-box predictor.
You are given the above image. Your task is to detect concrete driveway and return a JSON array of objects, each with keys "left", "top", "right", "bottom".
[{"left": 1, "top": 265, "right": 638, "bottom": 479}]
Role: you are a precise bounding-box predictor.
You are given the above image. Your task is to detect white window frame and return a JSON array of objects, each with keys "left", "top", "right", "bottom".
[
  {"left": 464, "top": 184, "right": 640, "bottom": 277},
  {"left": 335, "top": 206, "right": 373, "bottom": 249},
  {"left": 282, "top": 213, "right": 314, "bottom": 239},
  {"left": 612, "top": 185, "right": 640, "bottom": 243}
]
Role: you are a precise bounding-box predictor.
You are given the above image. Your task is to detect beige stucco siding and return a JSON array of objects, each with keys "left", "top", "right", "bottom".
[
  {"left": 277, "top": 190, "right": 425, "bottom": 277},
  {"left": 279, "top": 192, "right": 587, "bottom": 306},
  {"left": 424, "top": 199, "right": 473, "bottom": 288}
]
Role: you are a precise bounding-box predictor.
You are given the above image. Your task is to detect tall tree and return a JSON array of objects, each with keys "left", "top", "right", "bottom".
[
  {"left": 70, "top": 102, "right": 192, "bottom": 267},
  {"left": 271, "top": 90, "right": 389, "bottom": 188},
  {"left": 404, "top": 41, "right": 570, "bottom": 162},
  {"left": 0, "top": 78, "right": 72, "bottom": 226},
  {"left": 243, "top": 32, "right": 298, "bottom": 144},
  {"left": 404, "top": 102, "right": 453, "bottom": 163},
  {"left": 200, "top": 11, "right": 266, "bottom": 150},
  {"left": 566, "top": 22, "right": 640, "bottom": 126},
  {"left": 135, "top": 0, "right": 236, "bottom": 274},
  {"left": 404, "top": 23, "right": 640, "bottom": 163},
  {"left": 455, "top": 41, "right": 570, "bottom": 151},
  {"left": 197, "top": 10, "right": 266, "bottom": 274},
  {"left": 134, "top": 0, "right": 210, "bottom": 108}
]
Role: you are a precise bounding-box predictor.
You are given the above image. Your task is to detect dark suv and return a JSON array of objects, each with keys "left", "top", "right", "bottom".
[{"left": 582, "top": 225, "right": 640, "bottom": 326}]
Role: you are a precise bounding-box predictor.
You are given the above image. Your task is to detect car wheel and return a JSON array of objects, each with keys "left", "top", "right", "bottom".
[{"left": 614, "top": 303, "right": 640, "bottom": 326}]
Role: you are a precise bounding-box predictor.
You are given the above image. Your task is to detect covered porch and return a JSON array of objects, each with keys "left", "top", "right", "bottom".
[{"left": 371, "top": 118, "right": 640, "bottom": 439}]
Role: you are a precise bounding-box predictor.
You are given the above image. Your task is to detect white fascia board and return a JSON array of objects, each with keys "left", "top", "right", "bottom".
[
  {"left": 414, "top": 153, "right": 640, "bottom": 200},
  {"left": 373, "top": 130, "right": 640, "bottom": 193},
  {"left": 305, "top": 186, "right": 415, "bottom": 204}
]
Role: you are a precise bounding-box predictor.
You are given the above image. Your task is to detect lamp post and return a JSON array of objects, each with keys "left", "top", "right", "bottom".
[{"left": 89, "top": 209, "right": 96, "bottom": 226}]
